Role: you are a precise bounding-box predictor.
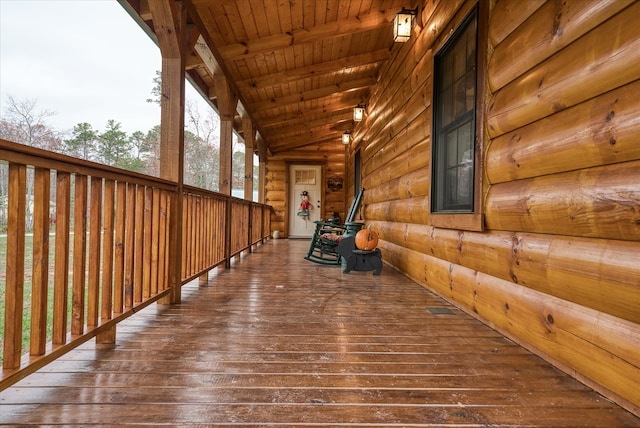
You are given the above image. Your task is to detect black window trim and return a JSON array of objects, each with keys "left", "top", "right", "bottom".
[{"left": 429, "top": 1, "right": 487, "bottom": 232}]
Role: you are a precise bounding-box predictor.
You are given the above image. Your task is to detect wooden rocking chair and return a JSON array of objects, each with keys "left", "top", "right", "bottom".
[{"left": 304, "top": 188, "right": 365, "bottom": 265}]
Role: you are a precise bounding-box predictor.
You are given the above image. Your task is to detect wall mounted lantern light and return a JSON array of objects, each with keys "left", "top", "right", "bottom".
[
  {"left": 393, "top": 7, "right": 418, "bottom": 42},
  {"left": 342, "top": 131, "right": 352, "bottom": 145},
  {"left": 353, "top": 104, "right": 366, "bottom": 122}
]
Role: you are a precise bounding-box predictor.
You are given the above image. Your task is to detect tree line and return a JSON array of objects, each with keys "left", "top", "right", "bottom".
[{"left": 0, "top": 87, "right": 256, "bottom": 231}]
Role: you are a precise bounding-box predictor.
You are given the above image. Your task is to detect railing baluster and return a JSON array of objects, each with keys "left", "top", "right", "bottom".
[
  {"left": 30, "top": 167, "right": 50, "bottom": 356},
  {"left": 102, "top": 180, "right": 115, "bottom": 321},
  {"left": 71, "top": 174, "right": 88, "bottom": 335},
  {"left": 163, "top": 191, "right": 171, "bottom": 288},
  {"left": 124, "top": 183, "right": 136, "bottom": 308},
  {"left": 53, "top": 171, "right": 71, "bottom": 345},
  {"left": 158, "top": 190, "right": 168, "bottom": 290},
  {"left": 3, "top": 163, "right": 26, "bottom": 368},
  {"left": 143, "top": 187, "right": 153, "bottom": 299},
  {"left": 134, "top": 185, "right": 145, "bottom": 304},
  {"left": 87, "top": 176, "right": 102, "bottom": 327},
  {"left": 150, "top": 188, "right": 160, "bottom": 295},
  {"left": 191, "top": 195, "right": 197, "bottom": 274},
  {"left": 1, "top": 139, "right": 272, "bottom": 389},
  {"left": 182, "top": 194, "right": 191, "bottom": 278}
]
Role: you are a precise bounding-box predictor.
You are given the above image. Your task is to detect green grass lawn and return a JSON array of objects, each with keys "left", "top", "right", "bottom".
[{"left": 0, "top": 233, "right": 66, "bottom": 364}]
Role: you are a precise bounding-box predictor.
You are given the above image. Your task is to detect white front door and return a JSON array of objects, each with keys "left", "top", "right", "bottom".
[{"left": 289, "top": 165, "right": 322, "bottom": 238}]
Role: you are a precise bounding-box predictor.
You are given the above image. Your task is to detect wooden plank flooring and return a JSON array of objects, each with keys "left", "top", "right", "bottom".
[{"left": 2, "top": 239, "right": 638, "bottom": 427}]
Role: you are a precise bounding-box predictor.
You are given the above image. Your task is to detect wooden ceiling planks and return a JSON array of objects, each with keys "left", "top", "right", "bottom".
[{"left": 127, "top": 0, "right": 414, "bottom": 152}]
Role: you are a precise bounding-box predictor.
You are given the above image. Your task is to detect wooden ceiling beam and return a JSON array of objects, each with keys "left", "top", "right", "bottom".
[
  {"left": 269, "top": 119, "right": 350, "bottom": 143},
  {"left": 265, "top": 111, "right": 353, "bottom": 135},
  {"left": 217, "top": 9, "right": 397, "bottom": 61},
  {"left": 193, "top": 35, "right": 223, "bottom": 76},
  {"left": 237, "top": 49, "right": 390, "bottom": 92},
  {"left": 185, "top": 53, "right": 204, "bottom": 70},
  {"left": 214, "top": 75, "right": 238, "bottom": 121},
  {"left": 247, "top": 77, "right": 376, "bottom": 112},
  {"left": 184, "top": 0, "right": 271, "bottom": 149},
  {"left": 269, "top": 124, "right": 342, "bottom": 144},
  {"left": 138, "top": 0, "right": 151, "bottom": 20},
  {"left": 269, "top": 135, "right": 340, "bottom": 153},
  {"left": 253, "top": 94, "right": 366, "bottom": 124}
]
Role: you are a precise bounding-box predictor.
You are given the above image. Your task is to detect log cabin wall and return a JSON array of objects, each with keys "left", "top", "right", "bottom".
[
  {"left": 349, "top": 0, "right": 640, "bottom": 415},
  {"left": 266, "top": 142, "right": 346, "bottom": 238}
]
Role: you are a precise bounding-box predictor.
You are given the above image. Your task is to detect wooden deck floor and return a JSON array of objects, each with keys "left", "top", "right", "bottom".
[{"left": 2, "top": 239, "right": 638, "bottom": 427}]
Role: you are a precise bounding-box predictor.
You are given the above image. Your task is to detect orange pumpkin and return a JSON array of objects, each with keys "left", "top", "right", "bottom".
[{"left": 355, "top": 227, "right": 379, "bottom": 251}]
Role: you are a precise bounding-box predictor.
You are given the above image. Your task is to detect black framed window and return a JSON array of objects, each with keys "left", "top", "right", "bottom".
[{"left": 432, "top": 8, "right": 477, "bottom": 213}]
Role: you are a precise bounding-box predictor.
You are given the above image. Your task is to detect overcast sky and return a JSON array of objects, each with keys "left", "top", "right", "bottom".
[{"left": 0, "top": 0, "right": 209, "bottom": 135}]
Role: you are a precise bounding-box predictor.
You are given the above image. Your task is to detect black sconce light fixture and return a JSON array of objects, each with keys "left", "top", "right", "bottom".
[
  {"left": 353, "top": 104, "right": 366, "bottom": 122},
  {"left": 393, "top": 7, "right": 418, "bottom": 42},
  {"left": 342, "top": 131, "right": 352, "bottom": 145}
]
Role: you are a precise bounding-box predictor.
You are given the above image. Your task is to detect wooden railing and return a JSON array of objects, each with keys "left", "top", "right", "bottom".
[
  {"left": 181, "top": 186, "right": 272, "bottom": 281},
  {"left": 0, "top": 138, "right": 272, "bottom": 390}
]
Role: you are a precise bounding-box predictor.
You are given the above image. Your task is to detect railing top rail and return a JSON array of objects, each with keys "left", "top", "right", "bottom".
[
  {"left": 0, "top": 138, "right": 176, "bottom": 190},
  {"left": 183, "top": 184, "right": 273, "bottom": 210}
]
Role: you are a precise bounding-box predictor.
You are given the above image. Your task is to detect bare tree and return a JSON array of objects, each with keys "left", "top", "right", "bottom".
[
  {"left": 1, "top": 96, "right": 61, "bottom": 150},
  {"left": 185, "top": 99, "right": 220, "bottom": 147},
  {"left": 0, "top": 96, "right": 62, "bottom": 231}
]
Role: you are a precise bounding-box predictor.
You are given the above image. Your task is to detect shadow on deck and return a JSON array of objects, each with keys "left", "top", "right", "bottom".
[{"left": 1, "top": 240, "right": 638, "bottom": 426}]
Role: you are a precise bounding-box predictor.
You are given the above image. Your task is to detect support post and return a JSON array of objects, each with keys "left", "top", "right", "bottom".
[
  {"left": 149, "top": 0, "right": 187, "bottom": 304},
  {"left": 214, "top": 75, "right": 238, "bottom": 267},
  {"left": 243, "top": 117, "right": 256, "bottom": 252},
  {"left": 257, "top": 135, "right": 266, "bottom": 204},
  {"left": 242, "top": 116, "right": 256, "bottom": 201},
  {"left": 214, "top": 75, "right": 238, "bottom": 196}
]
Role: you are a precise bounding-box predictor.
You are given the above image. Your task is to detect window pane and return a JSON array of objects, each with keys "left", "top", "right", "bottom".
[
  {"left": 465, "top": 71, "right": 476, "bottom": 112},
  {"left": 453, "top": 77, "right": 467, "bottom": 118},
  {"left": 295, "top": 169, "right": 316, "bottom": 185},
  {"left": 441, "top": 87, "right": 453, "bottom": 127},
  {"left": 456, "top": 122, "right": 473, "bottom": 207},
  {"left": 440, "top": 122, "right": 473, "bottom": 210},
  {"left": 442, "top": 53, "right": 454, "bottom": 87},
  {"left": 452, "top": 45, "right": 463, "bottom": 81},
  {"left": 432, "top": 8, "right": 477, "bottom": 213}
]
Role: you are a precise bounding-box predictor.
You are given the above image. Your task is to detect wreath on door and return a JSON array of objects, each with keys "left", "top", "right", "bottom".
[{"left": 297, "top": 190, "right": 312, "bottom": 219}]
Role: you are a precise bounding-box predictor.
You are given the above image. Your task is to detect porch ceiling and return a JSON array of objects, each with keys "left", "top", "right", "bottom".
[{"left": 120, "top": 0, "right": 414, "bottom": 155}]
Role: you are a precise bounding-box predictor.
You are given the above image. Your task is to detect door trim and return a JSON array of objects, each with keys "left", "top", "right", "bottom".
[{"left": 285, "top": 162, "right": 325, "bottom": 238}]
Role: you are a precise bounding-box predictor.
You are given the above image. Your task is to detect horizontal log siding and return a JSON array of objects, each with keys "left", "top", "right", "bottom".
[
  {"left": 265, "top": 161, "right": 286, "bottom": 235},
  {"left": 487, "top": 1, "right": 640, "bottom": 138},
  {"left": 488, "top": 0, "right": 632, "bottom": 91},
  {"left": 485, "top": 161, "right": 640, "bottom": 241},
  {"left": 380, "top": 238, "right": 640, "bottom": 409},
  {"left": 351, "top": 0, "right": 639, "bottom": 414},
  {"left": 485, "top": 0, "right": 640, "bottom": 412},
  {"left": 486, "top": 0, "right": 545, "bottom": 47},
  {"left": 487, "top": 79, "right": 640, "bottom": 183},
  {"left": 370, "top": 221, "right": 639, "bottom": 325}
]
